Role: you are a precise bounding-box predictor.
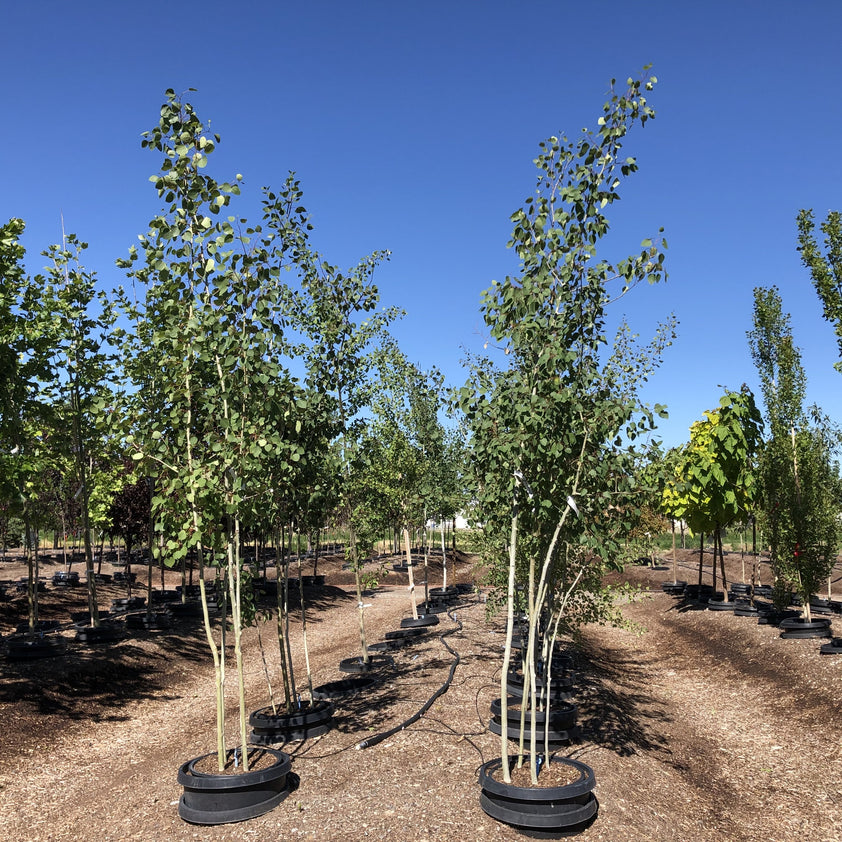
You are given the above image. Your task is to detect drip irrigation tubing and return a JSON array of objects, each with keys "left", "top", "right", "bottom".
[{"left": 355, "top": 604, "right": 465, "bottom": 750}]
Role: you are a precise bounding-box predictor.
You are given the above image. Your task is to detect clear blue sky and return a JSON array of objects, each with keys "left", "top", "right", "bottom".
[{"left": 3, "top": 0, "right": 841, "bottom": 449}]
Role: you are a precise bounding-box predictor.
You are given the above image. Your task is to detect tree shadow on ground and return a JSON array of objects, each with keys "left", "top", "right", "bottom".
[
  {"left": 0, "top": 637, "right": 199, "bottom": 732},
  {"left": 573, "top": 637, "right": 673, "bottom": 758}
]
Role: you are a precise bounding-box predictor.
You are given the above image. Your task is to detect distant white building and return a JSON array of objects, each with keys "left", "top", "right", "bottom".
[{"left": 425, "top": 513, "right": 471, "bottom": 530}]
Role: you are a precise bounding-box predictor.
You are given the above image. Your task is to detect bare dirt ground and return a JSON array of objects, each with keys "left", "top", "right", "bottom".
[{"left": 1, "top": 545, "right": 842, "bottom": 842}]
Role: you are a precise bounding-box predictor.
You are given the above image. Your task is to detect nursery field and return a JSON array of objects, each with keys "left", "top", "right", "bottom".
[{"left": 1, "top": 548, "right": 842, "bottom": 842}]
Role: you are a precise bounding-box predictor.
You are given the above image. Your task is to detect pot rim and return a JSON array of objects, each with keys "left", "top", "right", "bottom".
[
  {"left": 178, "top": 747, "right": 291, "bottom": 788},
  {"left": 478, "top": 754, "right": 595, "bottom": 800}
]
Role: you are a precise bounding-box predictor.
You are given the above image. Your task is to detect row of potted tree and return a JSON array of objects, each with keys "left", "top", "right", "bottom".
[{"left": 2, "top": 67, "right": 711, "bottom": 836}]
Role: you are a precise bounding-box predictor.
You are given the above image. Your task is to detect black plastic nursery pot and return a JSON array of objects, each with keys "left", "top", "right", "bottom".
[
  {"left": 684, "top": 584, "right": 714, "bottom": 601},
  {"left": 177, "top": 747, "right": 293, "bottom": 825},
  {"left": 779, "top": 616, "right": 832, "bottom": 639},
  {"left": 384, "top": 626, "right": 429, "bottom": 642},
  {"left": 168, "top": 600, "right": 204, "bottom": 619},
  {"left": 15, "top": 579, "right": 47, "bottom": 594},
  {"left": 75, "top": 620, "right": 124, "bottom": 644},
  {"left": 706, "top": 597, "right": 735, "bottom": 611},
  {"left": 416, "top": 601, "right": 450, "bottom": 615},
  {"left": 400, "top": 613, "right": 440, "bottom": 628},
  {"left": 126, "top": 611, "right": 172, "bottom": 630},
  {"left": 489, "top": 696, "right": 579, "bottom": 746},
  {"left": 511, "top": 649, "right": 575, "bottom": 672},
  {"left": 110, "top": 596, "right": 147, "bottom": 613},
  {"left": 428, "top": 585, "right": 459, "bottom": 604},
  {"left": 312, "top": 676, "right": 377, "bottom": 700},
  {"left": 507, "top": 669, "right": 575, "bottom": 701},
  {"left": 661, "top": 580, "right": 686, "bottom": 596},
  {"left": 339, "top": 654, "right": 394, "bottom": 674},
  {"left": 820, "top": 637, "right": 842, "bottom": 655},
  {"left": 478, "top": 754, "right": 598, "bottom": 837},
  {"left": 6, "top": 636, "right": 67, "bottom": 660},
  {"left": 249, "top": 700, "right": 334, "bottom": 745},
  {"left": 732, "top": 599, "right": 760, "bottom": 617},
  {"left": 757, "top": 607, "right": 799, "bottom": 626},
  {"left": 150, "top": 589, "right": 181, "bottom": 603},
  {"left": 809, "top": 598, "right": 833, "bottom": 615}
]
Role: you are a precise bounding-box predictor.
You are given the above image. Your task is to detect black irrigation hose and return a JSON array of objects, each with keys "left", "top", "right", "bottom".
[{"left": 355, "top": 606, "right": 465, "bottom": 750}]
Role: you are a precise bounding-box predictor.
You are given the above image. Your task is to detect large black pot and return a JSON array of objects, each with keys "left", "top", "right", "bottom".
[
  {"left": 126, "top": 611, "right": 172, "bottom": 630},
  {"left": 507, "top": 669, "right": 575, "bottom": 701},
  {"left": 400, "top": 614, "right": 440, "bottom": 628},
  {"left": 779, "top": 616, "right": 832, "bottom": 639},
  {"left": 809, "top": 597, "right": 833, "bottom": 615},
  {"left": 312, "top": 676, "right": 377, "bottom": 700},
  {"left": 733, "top": 599, "right": 760, "bottom": 617},
  {"left": 661, "top": 580, "right": 687, "bottom": 596},
  {"left": 75, "top": 620, "right": 124, "bottom": 644},
  {"left": 384, "top": 626, "right": 428, "bottom": 642},
  {"left": 168, "top": 600, "right": 204, "bottom": 618},
  {"left": 249, "top": 700, "right": 334, "bottom": 744},
  {"left": 151, "top": 589, "right": 181, "bottom": 603},
  {"left": 177, "top": 747, "right": 293, "bottom": 825},
  {"left": 489, "top": 696, "right": 579, "bottom": 745},
  {"left": 757, "top": 607, "right": 799, "bottom": 626},
  {"left": 684, "top": 584, "right": 714, "bottom": 601},
  {"left": 707, "top": 597, "right": 735, "bottom": 611},
  {"left": 111, "top": 596, "right": 146, "bottom": 613},
  {"left": 339, "top": 654, "right": 394, "bottom": 674},
  {"left": 15, "top": 579, "right": 47, "bottom": 593},
  {"left": 6, "top": 636, "right": 67, "bottom": 660},
  {"left": 478, "top": 754, "right": 597, "bottom": 835},
  {"left": 428, "top": 585, "right": 459, "bottom": 604},
  {"left": 415, "top": 601, "right": 450, "bottom": 615}
]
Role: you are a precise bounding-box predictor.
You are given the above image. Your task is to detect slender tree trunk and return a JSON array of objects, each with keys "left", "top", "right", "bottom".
[
  {"left": 712, "top": 528, "right": 719, "bottom": 594},
  {"left": 697, "top": 532, "right": 704, "bottom": 588},
  {"left": 671, "top": 520, "right": 677, "bottom": 584},
  {"left": 159, "top": 532, "right": 166, "bottom": 593},
  {"left": 440, "top": 518, "right": 448, "bottom": 590},
  {"left": 146, "top": 533, "right": 153, "bottom": 620},
  {"left": 26, "top": 515, "right": 38, "bottom": 633},
  {"left": 275, "top": 525, "right": 293, "bottom": 711},
  {"left": 718, "top": 528, "right": 728, "bottom": 601},
  {"left": 80, "top": 483, "right": 99, "bottom": 627},
  {"left": 297, "top": 532, "right": 314, "bottom": 700},
  {"left": 403, "top": 527, "right": 418, "bottom": 619},
  {"left": 227, "top": 516, "right": 249, "bottom": 772},
  {"left": 126, "top": 537, "right": 133, "bottom": 600},
  {"left": 500, "top": 510, "right": 518, "bottom": 784}
]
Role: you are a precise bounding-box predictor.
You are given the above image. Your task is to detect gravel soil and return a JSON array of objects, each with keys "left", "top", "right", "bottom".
[{"left": 1, "top": 546, "right": 842, "bottom": 841}]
